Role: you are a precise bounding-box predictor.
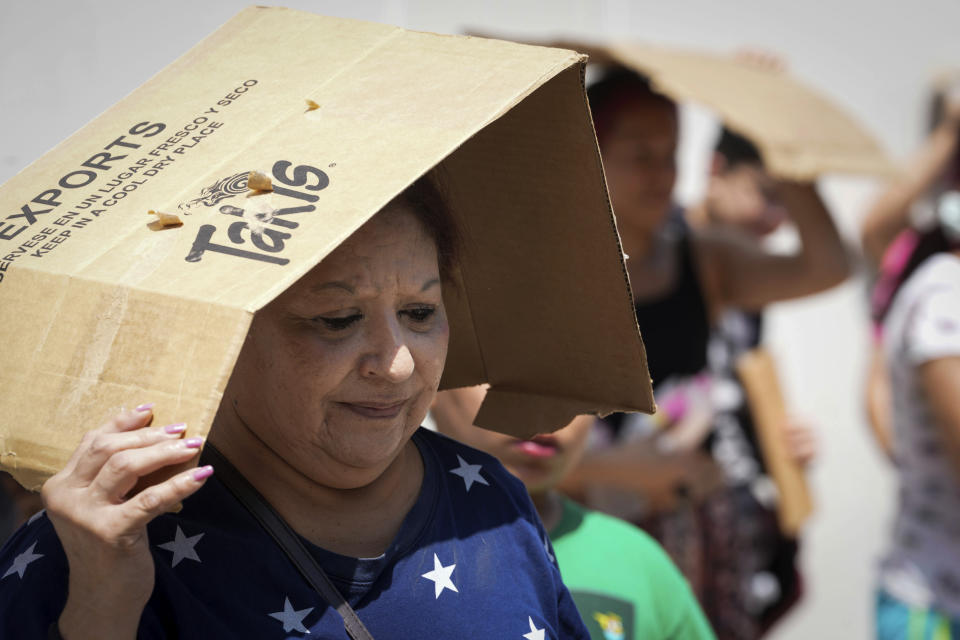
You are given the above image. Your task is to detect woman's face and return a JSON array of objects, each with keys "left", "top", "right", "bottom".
[
  {"left": 223, "top": 204, "right": 449, "bottom": 489},
  {"left": 598, "top": 99, "right": 679, "bottom": 238}
]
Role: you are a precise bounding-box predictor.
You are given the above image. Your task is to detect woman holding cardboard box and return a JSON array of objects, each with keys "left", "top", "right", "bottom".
[
  {"left": 0, "top": 175, "right": 593, "bottom": 640},
  {"left": 0, "top": 8, "right": 668, "bottom": 639}
]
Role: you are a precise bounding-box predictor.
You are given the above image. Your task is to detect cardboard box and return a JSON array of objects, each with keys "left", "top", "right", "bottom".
[
  {"left": 0, "top": 8, "right": 654, "bottom": 489},
  {"left": 476, "top": 35, "right": 895, "bottom": 181}
]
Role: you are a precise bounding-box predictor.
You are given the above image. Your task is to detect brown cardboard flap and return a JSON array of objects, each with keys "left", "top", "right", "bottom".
[
  {"left": 0, "top": 270, "right": 250, "bottom": 490},
  {"left": 477, "top": 34, "right": 894, "bottom": 181},
  {"left": 440, "top": 64, "right": 652, "bottom": 413},
  {"left": 606, "top": 43, "right": 895, "bottom": 180},
  {"left": 475, "top": 389, "right": 634, "bottom": 440},
  {"left": 0, "top": 8, "right": 653, "bottom": 487}
]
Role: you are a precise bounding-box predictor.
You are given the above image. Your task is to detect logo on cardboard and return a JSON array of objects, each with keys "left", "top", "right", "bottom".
[
  {"left": 178, "top": 172, "right": 250, "bottom": 213},
  {"left": 183, "top": 160, "right": 329, "bottom": 266}
]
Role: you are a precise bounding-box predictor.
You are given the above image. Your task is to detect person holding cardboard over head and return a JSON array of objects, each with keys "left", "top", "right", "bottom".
[
  {"left": 551, "top": 46, "right": 889, "bottom": 637},
  {"left": 432, "top": 384, "right": 717, "bottom": 640},
  {"left": 0, "top": 9, "right": 659, "bottom": 639},
  {"left": 861, "top": 75, "right": 960, "bottom": 639},
  {"left": 864, "top": 74, "right": 960, "bottom": 460}
]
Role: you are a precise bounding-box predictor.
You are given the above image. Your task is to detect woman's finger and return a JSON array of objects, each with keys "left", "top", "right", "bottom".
[
  {"left": 58, "top": 406, "right": 156, "bottom": 476},
  {"left": 104, "top": 404, "right": 156, "bottom": 433},
  {"left": 91, "top": 436, "right": 205, "bottom": 502},
  {"left": 71, "top": 422, "right": 189, "bottom": 483},
  {"left": 116, "top": 464, "right": 214, "bottom": 531}
]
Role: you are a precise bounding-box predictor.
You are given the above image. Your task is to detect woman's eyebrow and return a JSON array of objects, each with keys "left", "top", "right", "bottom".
[{"left": 311, "top": 281, "right": 355, "bottom": 294}]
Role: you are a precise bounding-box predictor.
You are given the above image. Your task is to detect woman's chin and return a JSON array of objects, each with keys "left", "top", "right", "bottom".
[{"left": 316, "top": 430, "right": 414, "bottom": 484}]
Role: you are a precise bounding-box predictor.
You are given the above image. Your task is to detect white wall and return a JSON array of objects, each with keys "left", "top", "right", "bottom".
[{"left": 4, "top": 1, "right": 960, "bottom": 637}]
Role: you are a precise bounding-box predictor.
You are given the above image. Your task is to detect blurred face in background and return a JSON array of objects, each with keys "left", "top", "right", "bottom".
[
  {"left": 597, "top": 97, "right": 679, "bottom": 240},
  {"left": 432, "top": 386, "right": 593, "bottom": 495}
]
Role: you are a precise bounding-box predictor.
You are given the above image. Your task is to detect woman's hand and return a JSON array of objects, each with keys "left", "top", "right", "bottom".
[
  {"left": 41, "top": 405, "right": 213, "bottom": 640},
  {"left": 781, "top": 416, "right": 818, "bottom": 468}
]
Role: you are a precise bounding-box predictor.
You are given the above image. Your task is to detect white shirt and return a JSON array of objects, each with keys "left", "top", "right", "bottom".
[{"left": 880, "top": 252, "right": 960, "bottom": 615}]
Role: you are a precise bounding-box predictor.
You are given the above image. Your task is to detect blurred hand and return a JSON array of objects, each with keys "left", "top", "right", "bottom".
[
  {"left": 781, "top": 416, "right": 818, "bottom": 467},
  {"left": 42, "top": 406, "right": 212, "bottom": 639},
  {"left": 734, "top": 48, "right": 788, "bottom": 73},
  {"left": 707, "top": 166, "right": 789, "bottom": 237}
]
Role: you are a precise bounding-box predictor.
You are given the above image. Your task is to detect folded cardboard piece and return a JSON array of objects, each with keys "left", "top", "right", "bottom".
[
  {"left": 0, "top": 8, "right": 654, "bottom": 490},
  {"left": 477, "top": 35, "right": 894, "bottom": 181},
  {"left": 736, "top": 348, "right": 813, "bottom": 536}
]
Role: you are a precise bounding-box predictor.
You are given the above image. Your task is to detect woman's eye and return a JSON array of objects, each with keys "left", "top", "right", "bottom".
[
  {"left": 402, "top": 306, "right": 436, "bottom": 323},
  {"left": 314, "top": 314, "right": 362, "bottom": 331}
]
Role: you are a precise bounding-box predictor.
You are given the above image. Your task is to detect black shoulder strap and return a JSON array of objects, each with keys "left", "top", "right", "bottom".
[{"left": 203, "top": 444, "right": 375, "bottom": 640}]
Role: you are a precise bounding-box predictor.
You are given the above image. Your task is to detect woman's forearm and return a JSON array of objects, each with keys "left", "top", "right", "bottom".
[
  {"left": 778, "top": 180, "right": 851, "bottom": 291},
  {"left": 862, "top": 119, "right": 960, "bottom": 265}
]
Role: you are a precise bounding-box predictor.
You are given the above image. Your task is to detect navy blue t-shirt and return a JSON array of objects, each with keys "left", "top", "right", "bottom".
[{"left": 0, "top": 429, "right": 589, "bottom": 638}]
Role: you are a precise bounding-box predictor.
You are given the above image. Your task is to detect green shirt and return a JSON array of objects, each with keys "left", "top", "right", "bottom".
[{"left": 550, "top": 498, "right": 716, "bottom": 640}]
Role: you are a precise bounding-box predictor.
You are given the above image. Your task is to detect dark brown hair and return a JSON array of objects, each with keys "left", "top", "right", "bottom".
[
  {"left": 715, "top": 126, "right": 764, "bottom": 169},
  {"left": 390, "top": 170, "right": 461, "bottom": 283}
]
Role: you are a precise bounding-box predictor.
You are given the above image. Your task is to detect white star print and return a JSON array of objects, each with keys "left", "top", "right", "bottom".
[
  {"left": 421, "top": 553, "right": 459, "bottom": 599},
  {"left": 2, "top": 542, "right": 43, "bottom": 580},
  {"left": 268, "top": 596, "right": 314, "bottom": 633},
  {"left": 157, "top": 525, "right": 204, "bottom": 567},
  {"left": 448, "top": 455, "right": 489, "bottom": 492},
  {"left": 523, "top": 616, "right": 546, "bottom": 640},
  {"left": 27, "top": 509, "right": 45, "bottom": 525}
]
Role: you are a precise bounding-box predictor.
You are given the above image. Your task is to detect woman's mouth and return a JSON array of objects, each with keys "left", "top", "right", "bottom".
[
  {"left": 512, "top": 434, "right": 561, "bottom": 459},
  {"left": 337, "top": 400, "right": 407, "bottom": 419}
]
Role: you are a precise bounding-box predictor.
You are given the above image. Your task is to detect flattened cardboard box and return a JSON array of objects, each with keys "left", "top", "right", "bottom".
[
  {"left": 0, "top": 8, "right": 655, "bottom": 489},
  {"left": 478, "top": 35, "right": 894, "bottom": 181}
]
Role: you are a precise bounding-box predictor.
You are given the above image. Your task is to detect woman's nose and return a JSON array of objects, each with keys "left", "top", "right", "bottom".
[{"left": 360, "top": 318, "right": 415, "bottom": 382}]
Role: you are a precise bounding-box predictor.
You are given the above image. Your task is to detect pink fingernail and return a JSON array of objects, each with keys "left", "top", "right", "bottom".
[
  {"left": 135, "top": 403, "right": 155, "bottom": 412},
  {"left": 164, "top": 423, "right": 187, "bottom": 434},
  {"left": 193, "top": 465, "right": 214, "bottom": 481},
  {"left": 183, "top": 437, "right": 204, "bottom": 449}
]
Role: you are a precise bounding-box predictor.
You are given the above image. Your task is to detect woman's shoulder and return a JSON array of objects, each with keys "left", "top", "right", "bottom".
[
  {"left": 908, "top": 252, "right": 960, "bottom": 287},
  {"left": 414, "top": 427, "right": 528, "bottom": 496},
  {"left": 890, "top": 253, "right": 960, "bottom": 359},
  {"left": 412, "top": 428, "right": 547, "bottom": 547},
  {"left": 896, "top": 253, "right": 960, "bottom": 310}
]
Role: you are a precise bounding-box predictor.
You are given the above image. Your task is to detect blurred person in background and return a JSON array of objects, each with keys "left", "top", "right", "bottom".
[
  {"left": 686, "top": 126, "right": 818, "bottom": 634},
  {"left": 431, "top": 385, "right": 716, "bottom": 640},
  {"left": 861, "top": 78, "right": 960, "bottom": 639},
  {"left": 863, "top": 77, "right": 960, "bottom": 460},
  {"left": 561, "top": 66, "right": 848, "bottom": 638}
]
